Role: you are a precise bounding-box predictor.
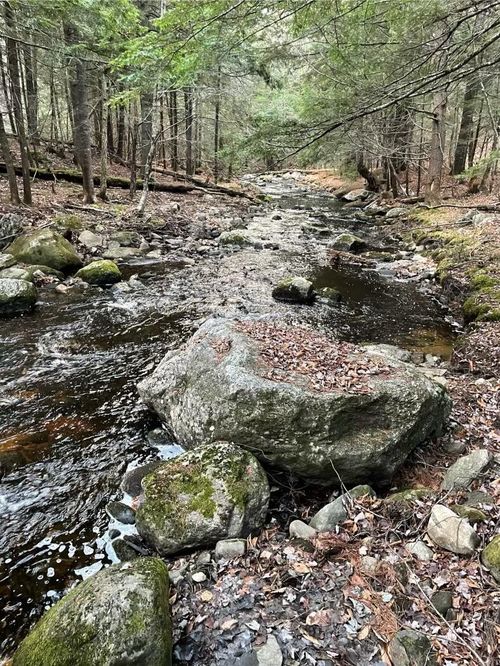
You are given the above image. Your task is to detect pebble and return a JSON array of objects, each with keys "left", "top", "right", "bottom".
[
  {"left": 256, "top": 635, "right": 283, "bottom": 666},
  {"left": 192, "top": 571, "right": 207, "bottom": 583},
  {"left": 215, "top": 539, "right": 246, "bottom": 559},
  {"left": 427, "top": 504, "right": 479, "bottom": 555},
  {"left": 289, "top": 520, "right": 317, "bottom": 540},
  {"left": 406, "top": 540, "right": 434, "bottom": 562}
]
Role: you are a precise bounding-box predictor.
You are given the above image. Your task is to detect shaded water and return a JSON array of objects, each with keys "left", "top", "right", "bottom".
[{"left": 0, "top": 176, "right": 455, "bottom": 655}]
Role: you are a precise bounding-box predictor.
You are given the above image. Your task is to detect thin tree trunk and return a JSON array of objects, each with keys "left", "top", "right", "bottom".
[
  {"left": 137, "top": 134, "right": 157, "bottom": 215},
  {"left": 168, "top": 89, "right": 178, "bottom": 171},
  {"left": 469, "top": 99, "right": 483, "bottom": 168},
  {"left": 0, "top": 52, "right": 15, "bottom": 133},
  {"left": 64, "top": 21, "right": 95, "bottom": 203},
  {"left": 184, "top": 86, "right": 194, "bottom": 176},
  {"left": 214, "top": 66, "right": 221, "bottom": 183},
  {"left": 140, "top": 91, "right": 153, "bottom": 174},
  {"left": 98, "top": 75, "right": 108, "bottom": 200},
  {"left": 452, "top": 77, "right": 478, "bottom": 175},
  {"left": 0, "top": 109, "right": 20, "bottom": 203},
  {"left": 425, "top": 90, "right": 447, "bottom": 205},
  {"left": 4, "top": 3, "right": 32, "bottom": 204},
  {"left": 117, "top": 103, "right": 125, "bottom": 158}
]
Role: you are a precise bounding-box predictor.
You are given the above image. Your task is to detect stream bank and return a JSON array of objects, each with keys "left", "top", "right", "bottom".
[{"left": 1, "top": 174, "right": 498, "bottom": 665}]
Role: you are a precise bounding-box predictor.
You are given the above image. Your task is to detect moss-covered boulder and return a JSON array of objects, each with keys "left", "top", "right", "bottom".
[
  {"left": 136, "top": 441, "right": 269, "bottom": 555},
  {"left": 329, "top": 233, "right": 367, "bottom": 253},
  {"left": 272, "top": 276, "right": 315, "bottom": 304},
  {"left": 0, "top": 278, "right": 37, "bottom": 316},
  {"left": 13, "top": 558, "right": 172, "bottom": 666},
  {"left": 481, "top": 535, "right": 500, "bottom": 583},
  {"left": 8, "top": 229, "right": 82, "bottom": 273},
  {"left": 389, "top": 629, "right": 437, "bottom": 666},
  {"left": 386, "top": 487, "right": 434, "bottom": 504},
  {"left": 76, "top": 260, "right": 122, "bottom": 286}
]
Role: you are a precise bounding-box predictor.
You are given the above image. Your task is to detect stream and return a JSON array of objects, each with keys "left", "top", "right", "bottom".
[{"left": 0, "top": 174, "right": 456, "bottom": 655}]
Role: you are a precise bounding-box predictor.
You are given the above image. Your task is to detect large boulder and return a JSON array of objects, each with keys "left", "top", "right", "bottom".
[
  {"left": 0, "top": 278, "right": 37, "bottom": 315},
  {"left": 136, "top": 441, "right": 269, "bottom": 555},
  {"left": 13, "top": 558, "right": 171, "bottom": 666},
  {"left": 138, "top": 317, "right": 451, "bottom": 486},
  {"left": 8, "top": 229, "right": 82, "bottom": 273},
  {"left": 76, "top": 260, "right": 122, "bottom": 286}
]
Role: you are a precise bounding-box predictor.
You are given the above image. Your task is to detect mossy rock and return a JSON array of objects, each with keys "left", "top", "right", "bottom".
[
  {"left": 218, "top": 230, "right": 252, "bottom": 246},
  {"left": 386, "top": 487, "right": 434, "bottom": 504},
  {"left": 53, "top": 213, "right": 84, "bottom": 231},
  {"left": 329, "top": 232, "right": 367, "bottom": 253},
  {"left": 318, "top": 286, "right": 341, "bottom": 303},
  {"left": 13, "top": 558, "right": 172, "bottom": 666},
  {"left": 8, "top": 229, "right": 82, "bottom": 274},
  {"left": 0, "top": 278, "right": 37, "bottom": 316},
  {"left": 481, "top": 535, "right": 500, "bottom": 583},
  {"left": 450, "top": 504, "right": 487, "bottom": 523},
  {"left": 389, "top": 629, "right": 437, "bottom": 666},
  {"left": 76, "top": 260, "right": 122, "bottom": 286},
  {"left": 136, "top": 441, "right": 270, "bottom": 555},
  {"left": 0, "top": 266, "right": 32, "bottom": 281},
  {"left": 25, "top": 265, "right": 65, "bottom": 281},
  {"left": 272, "top": 276, "right": 315, "bottom": 304}
]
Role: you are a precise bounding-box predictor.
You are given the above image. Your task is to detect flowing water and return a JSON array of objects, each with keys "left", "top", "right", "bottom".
[{"left": 0, "top": 175, "right": 455, "bottom": 655}]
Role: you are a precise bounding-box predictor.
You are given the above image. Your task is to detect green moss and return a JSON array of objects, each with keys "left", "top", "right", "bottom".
[
  {"left": 450, "top": 504, "right": 487, "bottom": 522},
  {"left": 75, "top": 260, "right": 122, "bottom": 286},
  {"left": 386, "top": 487, "right": 433, "bottom": 503},
  {"left": 53, "top": 213, "right": 84, "bottom": 230}
]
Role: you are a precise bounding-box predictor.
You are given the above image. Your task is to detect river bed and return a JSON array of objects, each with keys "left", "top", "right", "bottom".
[{"left": 0, "top": 174, "right": 456, "bottom": 655}]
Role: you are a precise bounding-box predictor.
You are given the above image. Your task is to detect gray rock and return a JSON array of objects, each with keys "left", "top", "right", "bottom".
[
  {"left": 427, "top": 504, "right": 479, "bottom": 555},
  {"left": 25, "top": 265, "right": 64, "bottom": 281},
  {"left": 310, "top": 485, "right": 375, "bottom": 531},
  {"left": 441, "top": 449, "right": 492, "bottom": 490},
  {"left": 465, "top": 491, "right": 495, "bottom": 508},
  {"left": 289, "top": 520, "right": 317, "bottom": 540},
  {"left": 8, "top": 229, "right": 82, "bottom": 273},
  {"left": 364, "top": 343, "right": 412, "bottom": 363},
  {"left": 360, "top": 555, "right": 379, "bottom": 574},
  {"left": 317, "top": 286, "right": 341, "bottom": 303},
  {"left": 76, "top": 260, "right": 122, "bottom": 286},
  {"left": 78, "top": 230, "right": 104, "bottom": 248},
  {"left": 406, "top": 540, "right": 434, "bottom": 561},
  {"left": 0, "top": 278, "right": 37, "bottom": 315},
  {"left": 0, "top": 213, "right": 24, "bottom": 249},
  {"left": 109, "top": 230, "right": 142, "bottom": 247},
  {"left": 431, "top": 590, "right": 453, "bottom": 617},
  {"left": 342, "top": 188, "right": 369, "bottom": 202},
  {"left": 218, "top": 230, "right": 252, "bottom": 246},
  {"left": 0, "top": 266, "right": 31, "bottom": 281},
  {"left": 215, "top": 539, "right": 246, "bottom": 559},
  {"left": 256, "top": 635, "right": 282, "bottom": 666},
  {"left": 13, "top": 558, "right": 171, "bottom": 666},
  {"left": 106, "top": 500, "right": 135, "bottom": 525},
  {"left": 329, "top": 232, "right": 367, "bottom": 253},
  {"left": 136, "top": 442, "right": 269, "bottom": 555},
  {"left": 272, "top": 276, "right": 315, "bottom": 304},
  {"left": 103, "top": 246, "right": 143, "bottom": 260},
  {"left": 112, "top": 538, "right": 140, "bottom": 562},
  {"left": 138, "top": 317, "right": 451, "bottom": 486},
  {"left": 121, "top": 461, "right": 165, "bottom": 497},
  {"left": 389, "top": 629, "right": 437, "bottom": 666},
  {"left": 0, "top": 253, "right": 16, "bottom": 269},
  {"left": 385, "top": 207, "right": 408, "bottom": 219}
]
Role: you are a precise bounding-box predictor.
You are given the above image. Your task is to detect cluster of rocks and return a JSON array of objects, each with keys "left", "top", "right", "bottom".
[{"left": 0, "top": 228, "right": 123, "bottom": 316}]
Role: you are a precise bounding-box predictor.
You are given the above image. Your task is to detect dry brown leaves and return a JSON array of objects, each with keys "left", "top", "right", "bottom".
[{"left": 236, "top": 320, "right": 394, "bottom": 394}]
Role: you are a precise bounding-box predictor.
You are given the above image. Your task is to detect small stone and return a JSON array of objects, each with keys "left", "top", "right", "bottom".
[
  {"left": 318, "top": 286, "right": 341, "bottom": 303},
  {"left": 406, "top": 540, "right": 434, "bottom": 562},
  {"left": 289, "top": 520, "right": 317, "bottom": 540},
  {"left": 272, "top": 276, "right": 315, "bottom": 304},
  {"left": 481, "top": 535, "right": 500, "bottom": 583},
  {"left": 121, "top": 461, "right": 163, "bottom": 497},
  {"left": 112, "top": 538, "right": 140, "bottom": 562},
  {"left": 169, "top": 565, "right": 187, "bottom": 585},
  {"left": 442, "top": 439, "right": 467, "bottom": 455},
  {"left": 106, "top": 501, "right": 136, "bottom": 525},
  {"left": 215, "top": 539, "right": 246, "bottom": 559},
  {"left": 450, "top": 504, "right": 487, "bottom": 523},
  {"left": 431, "top": 590, "right": 453, "bottom": 617},
  {"left": 385, "top": 207, "right": 407, "bottom": 219},
  {"left": 0, "top": 266, "right": 31, "bottom": 281},
  {"left": 441, "top": 449, "right": 492, "bottom": 490},
  {"left": 329, "top": 232, "right": 367, "bottom": 252},
  {"left": 192, "top": 571, "right": 207, "bottom": 583},
  {"left": 427, "top": 504, "right": 479, "bottom": 555},
  {"left": 78, "top": 230, "right": 104, "bottom": 248},
  {"left": 361, "top": 556, "right": 379, "bottom": 574},
  {"left": 310, "top": 485, "right": 375, "bottom": 532},
  {"left": 256, "top": 635, "right": 283, "bottom": 666},
  {"left": 389, "top": 629, "right": 437, "bottom": 666},
  {"left": 465, "top": 490, "right": 495, "bottom": 508},
  {"left": 196, "top": 551, "right": 211, "bottom": 565},
  {"left": 0, "top": 253, "right": 16, "bottom": 269},
  {"left": 55, "top": 283, "right": 69, "bottom": 294}
]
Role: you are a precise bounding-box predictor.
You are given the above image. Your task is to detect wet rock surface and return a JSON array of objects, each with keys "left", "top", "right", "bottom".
[
  {"left": 0, "top": 278, "right": 37, "bottom": 315},
  {"left": 8, "top": 229, "right": 83, "bottom": 273}
]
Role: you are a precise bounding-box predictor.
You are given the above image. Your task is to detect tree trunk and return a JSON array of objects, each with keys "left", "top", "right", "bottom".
[
  {"left": 452, "top": 77, "right": 478, "bottom": 175},
  {"left": 168, "top": 89, "right": 178, "bottom": 171},
  {"left": 356, "top": 153, "right": 380, "bottom": 191},
  {"left": 137, "top": 135, "right": 157, "bottom": 215},
  {"left": 425, "top": 90, "right": 447, "bottom": 205},
  {"left": 22, "top": 42, "right": 38, "bottom": 145},
  {"left": 140, "top": 91, "right": 154, "bottom": 174},
  {"left": 98, "top": 75, "right": 108, "bottom": 201},
  {"left": 64, "top": 21, "right": 95, "bottom": 203},
  {"left": 0, "top": 110, "right": 20, "bottom": 203},
  {"left": 184, "top": 87, "right": 194, "bottom": 176},
  {"left": 0, "top": 52, "right": 16, "bottom": 133},
  {"left": 214, "top": 67, "right": 221, "bottom": 183},
  {"left": 4, "top": 3, "right": 32, "bottom": 204},
  {"left": 117, "top": 102, "right": 125, "bottom": 158}
]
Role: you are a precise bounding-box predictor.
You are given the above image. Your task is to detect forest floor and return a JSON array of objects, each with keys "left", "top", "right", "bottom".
[{"left": 1, "top": 169, "right": 499, "bottom": 665}]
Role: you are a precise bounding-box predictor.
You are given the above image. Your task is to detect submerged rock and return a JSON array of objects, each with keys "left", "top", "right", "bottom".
[
  {"left": 138, "top": 317, "right": 451, "bottom": 486},
  {"left": 8, "top": 229, "right": 83, "bottom": 273},
  {"left": 317, "top": 286, "right": 341, "bottom": 303},
  {"left": 0, "top": 278, "right": 37, "bottom": 316},
  {"left": 272, "top": 276, "right": 315, "bottom": 304},
  {"left": 135, "top": 441, "right": 269, "bottom": 555},
  {"left": 13, "top": 558, "right": 172, "bottom": 666},
  {"left": 76, "top": 260, "right": 122, "bottom": 286}
]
